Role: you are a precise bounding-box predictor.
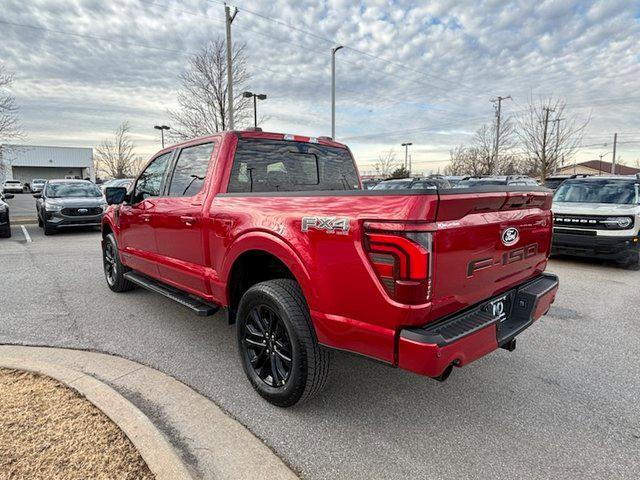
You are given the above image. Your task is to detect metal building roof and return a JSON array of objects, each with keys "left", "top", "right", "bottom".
[{"left": 0, "top": 144, "right": 93, "bottom": 168}]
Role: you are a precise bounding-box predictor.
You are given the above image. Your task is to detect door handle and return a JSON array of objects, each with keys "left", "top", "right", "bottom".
[
  {"left": 180, "top": 215, "right": 197, "bottom": 226},
  {"left": 140, "top": 214, "right": 151, "bottom": 222}
]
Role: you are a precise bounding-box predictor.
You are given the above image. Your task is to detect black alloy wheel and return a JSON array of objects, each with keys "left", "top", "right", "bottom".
[
  {"left": 236, "top": 279, "right": 330, "bottom": 407},
  {"left": 242, "top": 304, "right": 293, "bottom": 388},
  {"left": 103, "top": 240, "right": 117, "bottom": 287}
]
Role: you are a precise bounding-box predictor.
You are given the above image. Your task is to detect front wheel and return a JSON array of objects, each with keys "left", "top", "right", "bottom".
[
  {"left": 236, "top": 279, "right": 330, "bottom": 407},
  {"left": 43, "top": 222, "right": 56, "bottom": 235},
  {"left": 103, "top": 233, "right": 135, "bottom": 292}
]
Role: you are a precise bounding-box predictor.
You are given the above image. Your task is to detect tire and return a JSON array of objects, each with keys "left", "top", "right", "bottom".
[
  {"left": 103, "top": 233, "right": 135, "bottom": 292},
  {"left": 236, "top": 279, "right": 330, "bottom": 407},
  {"left": 622, "top": 251, "right": 640, "bottom": 271},
  {"left": 0, "top": 224, "right": 10, "bottom": 238},
  {"left": 37, "top": 215, "right": 43, "bottom": 227},
  {"left": 43, "top": 222, "right": 56, "bottom": 235}
]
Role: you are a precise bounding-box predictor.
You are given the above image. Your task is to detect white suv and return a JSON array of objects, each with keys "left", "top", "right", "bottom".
[
  {"left": 552, "top": 175, "right": 640, "bottom": 269},
  {"left": 2, "top": 180, "right": 24, "bottom": 193}
]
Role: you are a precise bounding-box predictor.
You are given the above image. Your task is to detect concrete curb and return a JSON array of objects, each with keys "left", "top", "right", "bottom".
[
  {"left": 0, "top": 345, "right": 299, "bottom": 480},
  {"left": 0, "top": 356, "right": 194, "bottom": 480}
]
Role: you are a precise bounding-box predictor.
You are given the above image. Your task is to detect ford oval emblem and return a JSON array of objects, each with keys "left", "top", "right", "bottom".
[
  {"left": 502, "top": 227, "right": 519, "bottom": 246},
  {"left": 78, "top": 208, "right": 88, "bottom": 214}
]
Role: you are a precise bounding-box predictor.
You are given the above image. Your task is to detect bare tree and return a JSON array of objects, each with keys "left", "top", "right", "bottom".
[
  {"left": 374, "top": 149, "right": 399, "bottom": 177},
  {"left": 517, "top": 97, "right": 589, "bottom": 180},
  {"left": 168, "top": 38, "right": 251, "bottom": 139},
  {"left": 0, "top": 64, "right": 24, "bottom": 181},
  {"left": 0, "top": 64, "right": 22, "bottom": 142},
  {"left": 444, "top": 116, "right": 526, "bottom": 176},
  {"left": 94, "top": 122, "right": 143, "bottom": 179}
]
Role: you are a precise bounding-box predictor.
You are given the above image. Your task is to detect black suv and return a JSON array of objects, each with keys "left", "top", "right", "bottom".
[{"left": 0, "top": 192, "right": 14, "bottom": 238}]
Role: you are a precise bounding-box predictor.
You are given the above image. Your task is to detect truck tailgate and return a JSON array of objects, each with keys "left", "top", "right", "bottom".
[{"left": 429, "top": 189, "right": 553, "bottom": 320}]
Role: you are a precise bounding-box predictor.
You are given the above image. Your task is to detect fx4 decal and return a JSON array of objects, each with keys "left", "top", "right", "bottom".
[{"left": 301, "top": 216, "right": 350, "bottom": 235}]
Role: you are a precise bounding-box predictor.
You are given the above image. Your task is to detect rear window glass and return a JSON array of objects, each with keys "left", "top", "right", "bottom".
[{"left": 227, "top": 139, "right": 360, "bottom": 193}]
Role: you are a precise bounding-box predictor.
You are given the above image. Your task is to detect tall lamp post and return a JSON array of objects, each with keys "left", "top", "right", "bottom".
[
  {"left": 154, "top": 125, "right": 170, "bottom": 148},
  {"left": 401, "top": 142, "right": 413, "bottom": 174},
  {"left": 242, "top": 92, "right": 267, "bottom": 128},
  {"left": 331, "top": 45, "right": 344, "bottom": 139}
]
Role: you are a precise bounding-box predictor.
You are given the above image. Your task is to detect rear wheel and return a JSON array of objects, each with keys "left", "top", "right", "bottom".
[
  {"left": 237, "top": 279, "right": 330, "bottom": 407},
  {"left": 103, "top": 233, "right": 135, "bottom": 292},
  {"left": 37, "top": 214, "right": 43, "bottom": 227}
]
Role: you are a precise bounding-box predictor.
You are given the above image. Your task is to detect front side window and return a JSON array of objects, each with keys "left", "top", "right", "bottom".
[
  {"left": 168, "top": 143, "right": 215, "bottom": 197},
  {"left": 133, "top": 152, "right": 172, "bottom": 203},
  {"left": 227, "top": 139, "right": 360, "bottom": 193}
]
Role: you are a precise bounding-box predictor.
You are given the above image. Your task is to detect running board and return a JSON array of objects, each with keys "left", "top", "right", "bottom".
[{"left": 123, "top": 272, "right": 219, "bottom": 316}]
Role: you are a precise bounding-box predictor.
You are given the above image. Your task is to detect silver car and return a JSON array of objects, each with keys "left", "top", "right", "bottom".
[{"left": 34, "top": 179, "right": 106, "bottom": 235}]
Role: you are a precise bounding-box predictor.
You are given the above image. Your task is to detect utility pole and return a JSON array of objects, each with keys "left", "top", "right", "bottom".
[
  {"left": 225, "top": 4, "right": 238, "bottom": 130},
  {"left": 551, "top": 117, "right": 564, "bottom": 173},
  {"left": 611, "top": 132, "right": 618, "bottom": 174},
  {"left": 490, "top": 95, "right": 511, "bottom": 175},
  {"left": 331, "top": 45, "right": 344, "bottom": 139},
  {"left": 540, "top": 106, "right": 555, "bottom": 180},
  {"left": 401, "top": 142, "right": 412, "bottom": 173}
]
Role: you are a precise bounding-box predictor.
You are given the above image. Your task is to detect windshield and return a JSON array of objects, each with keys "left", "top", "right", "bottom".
[
  {"left": 45, "top": 183, "right": 102, "bottom": 198},
  {"left": 373, "top": 181, "right": 412, "bottom": 190},
  {"left": 456, "top": 179, "right": 507, "bottom": 188},
  {"left": 5, "top": 180, "right": 20, "bottom": 184},
  {"left": 32, "top": 179, "right": 46, "bottom": 183},
  {"left": 553, "top": 179, "right": 638, "bottom": 205}
]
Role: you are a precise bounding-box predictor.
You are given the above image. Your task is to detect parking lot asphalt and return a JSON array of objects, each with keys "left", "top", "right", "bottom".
[
  {"left": 1, "top": 225, "right": 639, "bottom": 479},
  {"left": 4, "top": 192, "right": 38, "bottom": 220}
]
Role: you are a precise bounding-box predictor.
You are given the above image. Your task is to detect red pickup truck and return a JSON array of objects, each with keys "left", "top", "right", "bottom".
[{"left": 101, "top": 130, "right": 559, "bottom": 407}]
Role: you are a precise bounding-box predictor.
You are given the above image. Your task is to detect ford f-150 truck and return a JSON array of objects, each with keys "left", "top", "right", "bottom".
[{"left": 101, "top": 130, "right": 559, "bottom": 407}]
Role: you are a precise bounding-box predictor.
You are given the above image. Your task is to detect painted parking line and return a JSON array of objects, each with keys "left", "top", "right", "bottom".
[{"left": 20, "top": 225, "right": 32, "bottom": 243}]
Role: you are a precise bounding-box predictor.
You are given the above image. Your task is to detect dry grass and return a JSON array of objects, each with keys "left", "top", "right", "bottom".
[{"left": 0, "top": 368, "right": 155, "bottom": 480}]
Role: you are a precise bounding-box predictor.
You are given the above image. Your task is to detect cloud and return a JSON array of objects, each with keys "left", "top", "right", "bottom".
[{"left": 0, "top": 0, "right": 638, "bottom": 171}]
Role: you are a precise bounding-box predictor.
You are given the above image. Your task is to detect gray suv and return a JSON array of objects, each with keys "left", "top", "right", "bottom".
[{"left": 34, "top": 179, "right": 106, "bottom": 235}]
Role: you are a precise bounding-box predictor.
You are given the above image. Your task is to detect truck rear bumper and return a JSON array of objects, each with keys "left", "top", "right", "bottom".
[{"left": 397, "top": 273, "right": 559, "bottom": 378}]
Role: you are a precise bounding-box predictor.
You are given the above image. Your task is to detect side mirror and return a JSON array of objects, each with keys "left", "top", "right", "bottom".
[
  {"left": 105, "top": 186, "right": 128, "bottom": 205},
  {"left": 4, "top": 193, "right": 14, "bottom": 200},
  {"left": 32, "top": 193, "right": 41, "bottom": 199}
]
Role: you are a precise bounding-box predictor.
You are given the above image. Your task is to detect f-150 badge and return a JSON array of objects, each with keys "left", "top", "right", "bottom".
[{"left": 301, "top": 217, "right": 350, "bottom": 235}]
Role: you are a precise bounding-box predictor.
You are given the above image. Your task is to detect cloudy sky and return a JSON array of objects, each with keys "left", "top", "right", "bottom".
[{"left": 1, "top": 0, "right": 639, "bottom": 174}]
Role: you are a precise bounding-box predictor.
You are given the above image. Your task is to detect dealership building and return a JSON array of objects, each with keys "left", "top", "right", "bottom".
[{"left": 0, "top": 144, "right": 95, "bottom": 185}]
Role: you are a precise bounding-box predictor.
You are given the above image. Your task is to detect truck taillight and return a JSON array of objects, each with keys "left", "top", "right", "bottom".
[{"left": 363, "top": 223, "right": 433, "bottom": 304}]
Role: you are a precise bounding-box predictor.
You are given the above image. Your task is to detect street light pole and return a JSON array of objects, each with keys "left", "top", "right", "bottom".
[
  {"left": 242, "top": 92, "right": 267, "bottom": 128},
  {"left": 331, "top": 45, "right": 343, "bottom": 140},
  {"left": 154, "top": 125, "right": 170, "bottom": 148},
  {"left": 598, "top": 152, "right": 610, "bottom": 176},
  {"left": 225, "top": 4, "right": 238, "bottom": 130},
  {"left": 401, "top": 142, "right": 413, "bottom": 174}
]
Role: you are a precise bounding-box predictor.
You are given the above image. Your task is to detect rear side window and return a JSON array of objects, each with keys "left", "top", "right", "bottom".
[
  {"left": 168, "top": 142, "right": 215, "bottom": 197},
  {"left": 227, "top": 139, "right": 360, "bottom": 193}
]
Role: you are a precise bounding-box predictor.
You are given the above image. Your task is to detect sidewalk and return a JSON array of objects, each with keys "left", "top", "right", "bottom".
[{"left": 0, "top": 345, "right": 298, "bottom": 480}]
